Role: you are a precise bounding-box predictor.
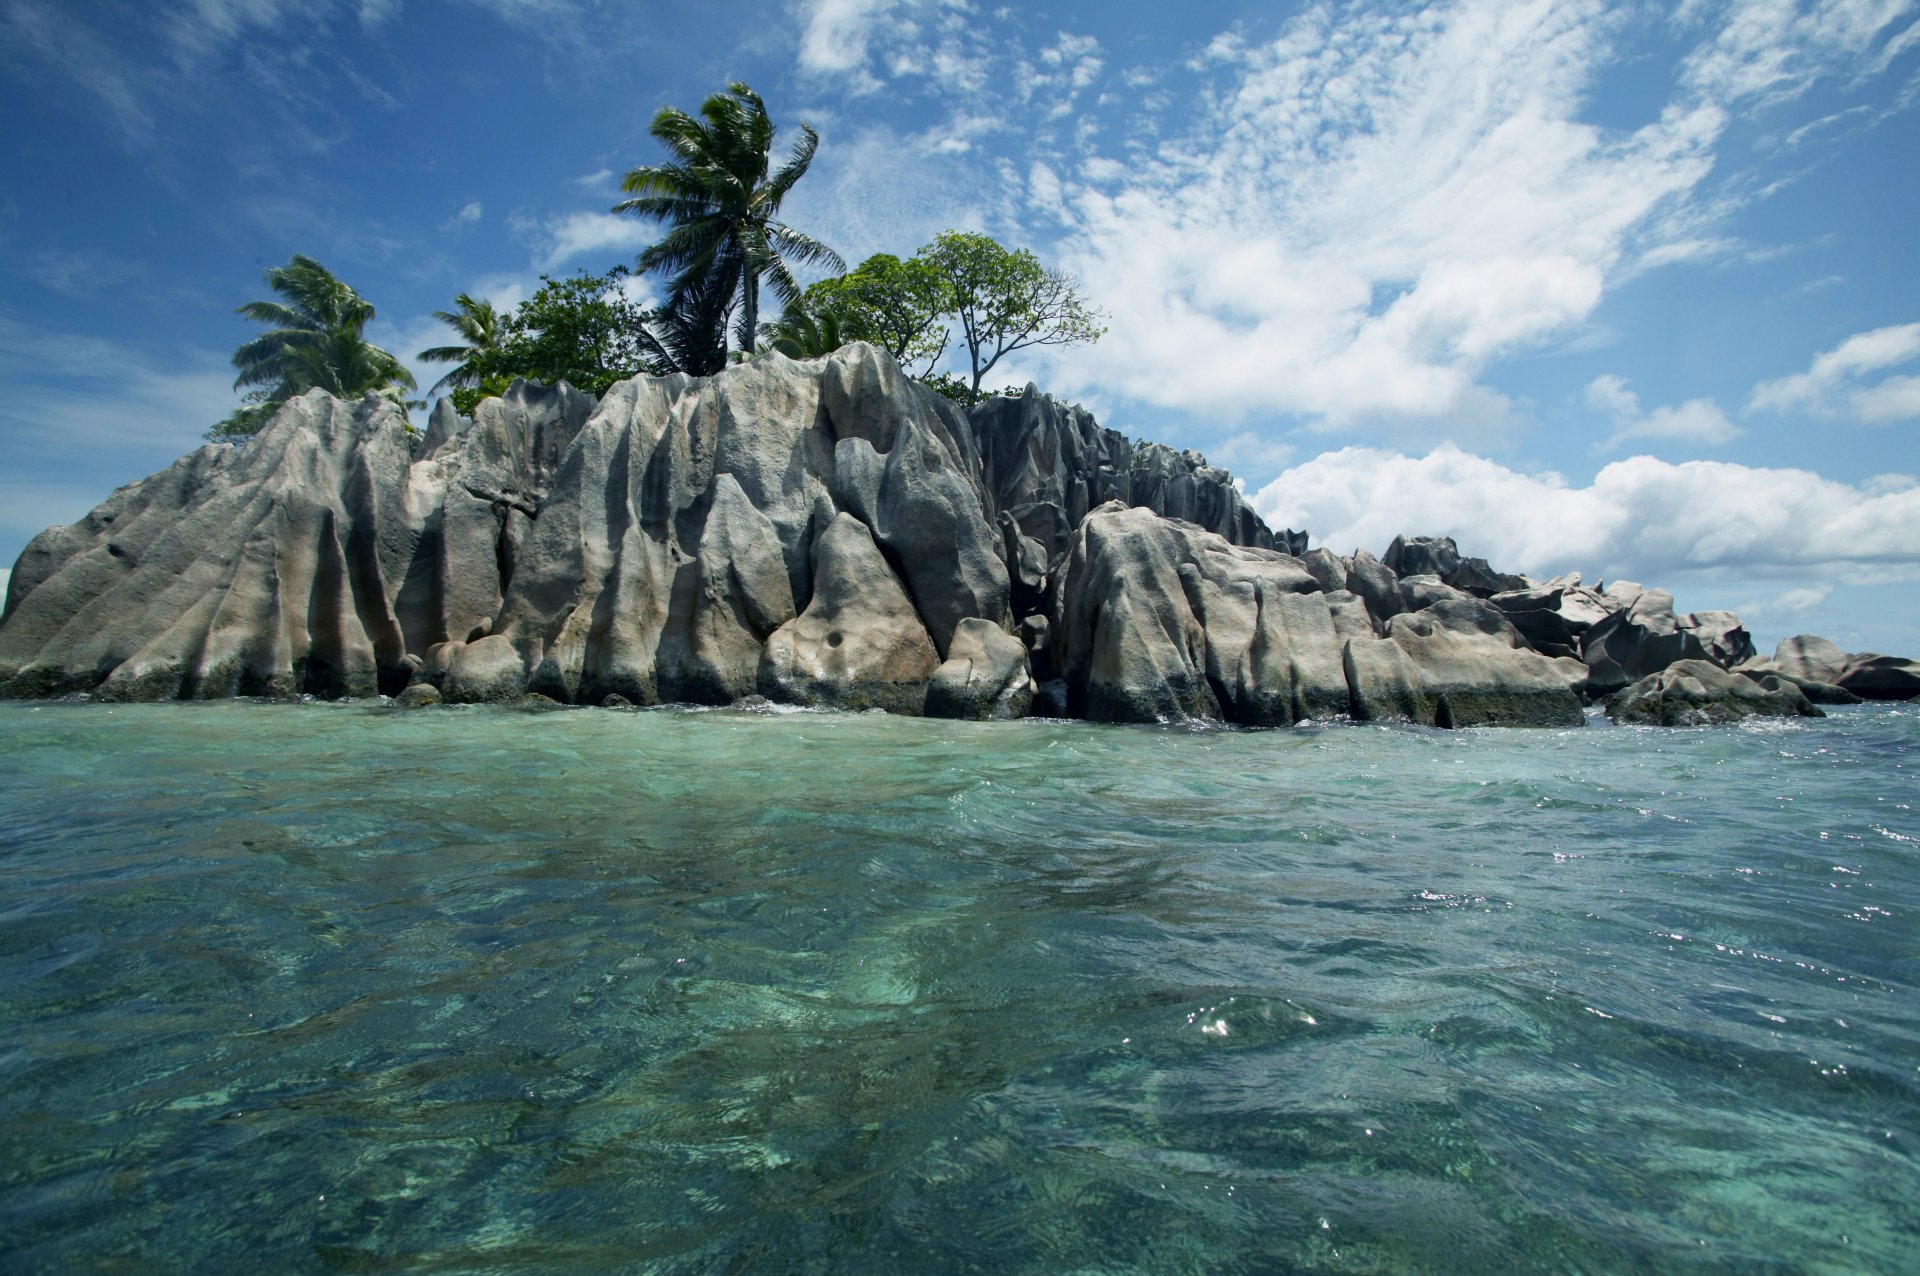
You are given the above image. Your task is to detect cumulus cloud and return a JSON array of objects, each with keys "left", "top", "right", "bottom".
[
  {"left": 1748, "top": 322, "right": 1920, "bottom": 423},
  {"left": 1585, "top": 374, "right": 1740, "bottom": 447},
  {"left": 1252, "top": 443, "right": 1920, "bottom": 585}
]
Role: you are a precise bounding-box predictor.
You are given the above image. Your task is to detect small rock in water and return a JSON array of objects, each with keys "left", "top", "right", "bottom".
[
  {"left": 600, "top": 692, "right": 633, "bottom": 708},
  {"left": 396, "top": 683, "right": 442, "bottom": 709}
]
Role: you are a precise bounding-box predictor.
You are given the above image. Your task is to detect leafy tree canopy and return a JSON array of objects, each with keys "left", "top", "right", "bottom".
[
  {"left": 803, "top": 253, "right": 952, "bottom": 375},
  {"left": 434, "top": 268, "right": 668, "bottom": 414},
  {"left": 916, "top": 231, "right": 1105, "bottom": 404}
]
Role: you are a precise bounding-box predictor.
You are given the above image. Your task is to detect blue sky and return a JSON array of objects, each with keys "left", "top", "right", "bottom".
[{"left": 2, "top": 0, "right": 1917, "bottom": 656}]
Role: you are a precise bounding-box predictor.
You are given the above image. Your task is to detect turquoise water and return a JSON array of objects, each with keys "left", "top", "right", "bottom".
[{"left": 0, "top": 702, "right": 1915, "bottom": 1274}]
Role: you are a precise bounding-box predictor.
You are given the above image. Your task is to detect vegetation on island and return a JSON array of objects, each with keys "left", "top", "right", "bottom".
[
  {"left": 210, "top": 255, "right": 417, "bottom": 439},
  {"left": 208, "top": 83, "right": 1103, "bottom": 440}
]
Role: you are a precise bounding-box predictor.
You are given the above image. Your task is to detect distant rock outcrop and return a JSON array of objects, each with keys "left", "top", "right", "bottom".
[{"left": 3, "top": 343, "right": 1910, "bottom": 728}]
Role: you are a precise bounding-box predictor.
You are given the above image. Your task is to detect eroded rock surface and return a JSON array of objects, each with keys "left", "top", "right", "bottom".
[
  {"left": 1607, "top": 659, "right": 1822, "bottom": 726},
  {"left": 6, "top": 345, "right": 1905, "bottom": 728}
]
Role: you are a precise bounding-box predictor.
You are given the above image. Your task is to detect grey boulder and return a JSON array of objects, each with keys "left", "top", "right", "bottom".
[
  {"left": 926, "top": 617, "right": 1034, "bottom": 720},
  {"left": 1608, "top": 659, "right": 1823, "bottom": 725}
]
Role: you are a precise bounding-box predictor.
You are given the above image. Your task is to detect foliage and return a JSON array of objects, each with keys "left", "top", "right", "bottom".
[
  {"left": 803, "top": 253, "right": 952, "bottom": 375},
  {"left": 615, "top": 82, "right": 843, "bottom": 361},
  {"left": 762, "top": 303, "right": 851, "bottom": 360},
  {"left": 916, "top": 231, "right": 1105, "bottom": 404},
  {"left": 417, "top": 293, "right": 506, "bottom": 396},
  {"left": 918, "top": 372, "right": 1026, "bottom": 405},
  {"left": 439, "top": 268, "right": 668, "bottom": 413},
  {"left": 210, "top": 254, "right": 415, "bottom": 440}
]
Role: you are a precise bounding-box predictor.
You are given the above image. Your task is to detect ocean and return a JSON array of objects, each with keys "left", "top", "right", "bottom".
[{"left": 1, "top": 700, "right": 1915, "bottom": 1273}]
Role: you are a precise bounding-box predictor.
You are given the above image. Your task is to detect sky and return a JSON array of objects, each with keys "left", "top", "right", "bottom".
[{"left": 2, "top": 0, "right": 1917, "bottom": 656}]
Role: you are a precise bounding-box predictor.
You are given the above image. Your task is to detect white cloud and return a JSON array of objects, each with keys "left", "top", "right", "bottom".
[
  {"left": 975, "top": 0, "right": 1918, "bottom": 435},
  {"left": 1739, "top": 582, "right": 1835, "bottom": 618},
  {"left": 795, "top": 0, "right": 1000, "bottom": 99},
  {"left": 1585, "top": 374, "right": 1740, "bottom": 447},
  {"left": 1680, "top": 0, "right": 1920, "bottom": 106},
  {"left": 1205, "top": 431, "right": 1297, "bottom": 485},
  {"left": 798, "top": 0, "right": 897, "bottom": 89},
  {"left": 1035, "top": 0, "right": 1728, "bottom": 430},
  {"left": 1748, "top": 322, "right": 1920, "bottom": 422},
  {"left": 1252, "top": 443, "right": 1920, "bottom": 586},
  {"left": 538, "top": 210, "right": 653, "bottom": 270},
  {"left": 449, "top": 199, "right": 482, "bottom": 226}
]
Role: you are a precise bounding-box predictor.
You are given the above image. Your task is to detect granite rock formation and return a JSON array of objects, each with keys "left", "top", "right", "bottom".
[
  {"left": 1607, "top": 659, "right": 1822, "bottom": 726},
  {"left": 3, "top": 343, "right": 1909, "bottom": 728}
]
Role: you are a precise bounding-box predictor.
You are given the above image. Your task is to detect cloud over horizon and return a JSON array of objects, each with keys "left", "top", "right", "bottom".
[{"left": 1253, "top": 443, "right": 1920, "bottom": 589}]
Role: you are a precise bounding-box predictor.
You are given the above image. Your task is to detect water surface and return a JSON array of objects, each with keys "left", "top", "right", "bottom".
[{"left": 1, "top": 701, "right": 1916, "bottom": 1272}]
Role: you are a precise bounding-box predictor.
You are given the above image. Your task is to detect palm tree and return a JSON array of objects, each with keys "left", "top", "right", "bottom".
[
  {"left": 614, "top": 82, "right": 844, "bottom": 360},
  {"left": 417, "top": 293, "right": 504, "bottom": 395},
  {"left": 225, "top": 254, "right": 415, "bottom": 428},
  {"left": 762, "top": 302, "right": 849, "bottom": 360}
]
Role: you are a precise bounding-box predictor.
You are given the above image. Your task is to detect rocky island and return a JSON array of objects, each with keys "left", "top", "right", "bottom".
[{"left": 2, "top": 344, "right": 1914, "bottom": 725}]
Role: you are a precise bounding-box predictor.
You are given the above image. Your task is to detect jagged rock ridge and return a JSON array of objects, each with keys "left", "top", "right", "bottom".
[{"left": 4, "top": 343, "right": 1913, "bottom": 725}]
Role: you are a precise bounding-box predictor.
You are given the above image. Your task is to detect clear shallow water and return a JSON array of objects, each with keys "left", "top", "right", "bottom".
[{"left": 0, "top": 701, "right": 1915, "bottom": 1275}]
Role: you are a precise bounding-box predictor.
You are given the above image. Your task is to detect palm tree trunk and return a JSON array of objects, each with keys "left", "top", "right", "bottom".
[{"left": 741, "top": 273, "right": 759, "bottom": 355}]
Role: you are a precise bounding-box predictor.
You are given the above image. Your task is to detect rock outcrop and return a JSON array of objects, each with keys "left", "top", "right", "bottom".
[
  {"left": 1049, "top": 505, "right": 1582, "bottom": 727},
  {"left": 4, "top": 343, "right": 1910, "bottom": 729},
  {"left": 1607, "top": 660, "right": 1823, "bottom": 726}
]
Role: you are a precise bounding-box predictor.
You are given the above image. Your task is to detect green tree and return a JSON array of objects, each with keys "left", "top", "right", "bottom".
[
  {"left": 803, "top": 252, "right": 952, "bottom": 375},
  {"left": 417, "top": 293, "right": 506, "bottom": 396},
  {"left": 210, "top": 254, "right": 415, "bottom": 439},
  {"left": 916, "top": 231, "right": 1105, "bottom": 404},
  {"left": 614, "top": 82, "right": 843, "bottom": 360},
  {"left": 443, "top": 268, "right": 668, "bottom": 413}
]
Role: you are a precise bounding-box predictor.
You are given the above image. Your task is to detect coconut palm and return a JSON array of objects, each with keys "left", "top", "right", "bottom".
[
  {"left": 614, "top": 83, "right": 844, "bottom": 360},
  {"left": 761, "top": 302, "right": 849, "bottom": 360},
  {"left": 417, "top": 293, "right": 504, "bottom": 395},
  {"left": 225, "top": 254, "right": 414, "bottom": 419}
]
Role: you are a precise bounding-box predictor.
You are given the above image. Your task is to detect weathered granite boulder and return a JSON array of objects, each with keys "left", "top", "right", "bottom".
[
  {"left": 1128, "top": 442, "right": 1289, "bottom": 552},
  {"left": 968, "top": 388, "right": 1296, "bottom": 564},
  {"left": 759, "top": 513, "right": 940, "bottom": 713},
  {"left": 0, "top": 391, "right": 419, "bottom": 701},
  {"left": 395, "top": 682, "right": 441, "bottom": 708},
  {"left": 0, "top": 346, "right": 1009, "bottom": 709},
  {"left": 1379, "top": 600, "right": 1586, "bottom": 727},
  {"left": 1382, "top": 535, "right": 1526, "bottom": 597},
  {"left": 1607, "top": 659, "right": 1823, "bottom": 726},
  {"left": 1679, "top": 610, "right": 1756, "bottom": 668},
  {"left": 1581, "top": 586, "right": 1710, "bottom": 697},
  {"left": 1836, "top": 653, "right": 1920, "bottom": 700},
  {"left": 1774, "top": 634, "right": 1849, "bottom": 685},
  {"left": 1733, "top": 660, "right": 1861, "bottom": 705},
  {"left": 1344, "top": 549, "right": 1404, "bottom": 630},
  {"left": 1052, "top": 506, "right": 1583, "bottom": 727},
  {"left": 926, "top": 617, "right": 1034, "bottom": 720},
  {"left": 1297, "top": 547, "right": 1348, "bottom": 594},
  {"left": 1052, "top": 504, "right": 1328, "bottom": 723},
  {"left": 1399, "top": 573, "right": 1469, "bottom": 613},
  {"left": 1490, "top": 585, "right": 1580, "bottom": 660}
]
